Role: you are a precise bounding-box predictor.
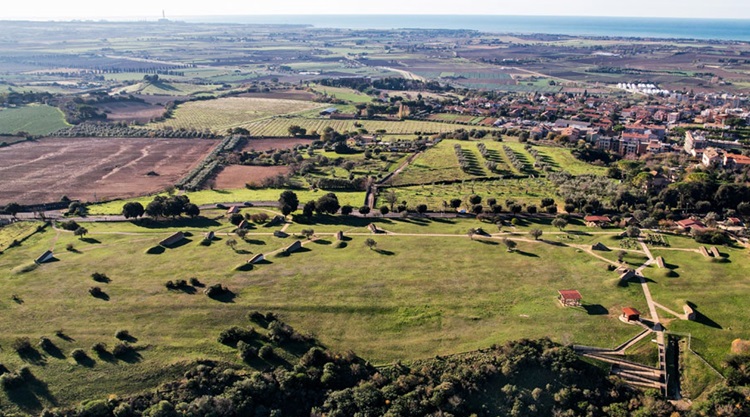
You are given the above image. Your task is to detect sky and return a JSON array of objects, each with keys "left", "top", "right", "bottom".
[{"left": 1, "top": 0, "right": 749, "bottom": 20}]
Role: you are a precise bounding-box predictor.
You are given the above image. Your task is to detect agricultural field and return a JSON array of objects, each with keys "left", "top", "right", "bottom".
[
  {"left": 0, "top": 104, "right": 70, "bottom": 135},
  {"left": 388, "top": 139, "right": 489, "bottom": 186},
  {"left": 241, "top": 117, "right": 480, "bottom": 137},
  {"left": 148, "top": 97, "right": 325, "bottom": 133},
  {"left": 95, "top": 101, "right": 165, "bottom": 124},
  {"left": 240, "top": 137, "right": 314, "bottom": 152},
  {"left": 381, "top": 177, "right": 558, "bottom": 211},
  {"left": 211, "top": 165, "right": 291, "bottom": 189},
  {"left": 115, "top": 81, "right": 225, "bottom": 96},
  {"left": 309, "top": 85, "right": 372, "bottom": 103},
  {"left": 0, "top": 216, "right": 650, "bottom": 410},
  {"left": 0, "top": 137, "right": 217, "bottom": 205}
]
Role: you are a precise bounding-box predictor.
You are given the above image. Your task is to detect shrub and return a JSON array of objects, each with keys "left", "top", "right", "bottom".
[
  {"left": 189, "top": 277, "right": 202, "bottom": 286},
  {"left": 60, "top": 220, "right": 80, "bottom": 231},
  {"left": 112, "top": 342, "right": 133, "bottom": 357},
  {"left": 91, "top": 342, "right": 108, "bottom": 355},
  {"left": 259, "top": 345, "right": 275, "bottom": 359},
  {"left": 91, "top": 272, "right": 109, "bottom": 282},
  {"left": 77, "top": 399, "right": 111, "bottom": 417},
  {"left": 89, "top": 286, "right": 103, "bottom": 297},
  {"left": 218, "top": 326, "right": 256, "bottom": 346},
  {"left": 115, "top": 329, "right": 131, "bottom": 340},
  {"left": 248, "top": 311, "right": 265, "bottom": 323},
  {"left": 237, "top": 341, "right": 258, "bottom": 361},
  {"left": 71, "top": 348, "right": 88, "bottom": 363},
  {"left": 38, "top": 336, "right": 55, "bottom": 351},
  {"left": 66, "top": 243, "right": 76, "bottom": 251},
  {"left": 204, "top": 283, "right": 230, "bottom": 298},
  {"left": 0, "top": 371, "right": 25, "bottom": 390},
  {"left": 11, "top": 337, "right": 32, "bottom": 354}
]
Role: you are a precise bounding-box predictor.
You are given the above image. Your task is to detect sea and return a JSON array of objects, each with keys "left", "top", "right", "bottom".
[{"left": 178, "top": 15, "right": 750, "bottom": 42}]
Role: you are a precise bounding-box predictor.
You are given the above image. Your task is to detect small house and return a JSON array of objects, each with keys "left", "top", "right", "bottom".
[
  {"left": 676, "top": 218, "right": 706, "bottom": 232},
  {"left": 558, "top": 290, "right": 582, "bottom": 307},
  {"left": 160, "top": 232, "right": 185, "bottom": 247},
  {"left": 584, "top": 215, "right": 611, "bottom": 228},
  {"left": 622, "top": 307, "right": 641, "bottom": 322}
]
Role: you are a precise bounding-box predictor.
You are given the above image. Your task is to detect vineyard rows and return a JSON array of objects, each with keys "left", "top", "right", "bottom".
[{"left": 242, "top": 117, "right": 482, "bottom": 136}]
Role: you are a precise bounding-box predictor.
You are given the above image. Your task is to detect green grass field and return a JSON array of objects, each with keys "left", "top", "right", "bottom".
[
  {"left": 0, "top": 217, "right": 648, "bottom": 410},
  {"left": 309, "top": 85, "right": 372, "bottom": 103},
  {"left": 116, "top": 81, "right": 224, "bottom": 96},
  {"left": 148, "top": 97, "right": 324, "bottom": 132},
  {"left": 0, "top": 104, "right": 70, "bottom": 135}
]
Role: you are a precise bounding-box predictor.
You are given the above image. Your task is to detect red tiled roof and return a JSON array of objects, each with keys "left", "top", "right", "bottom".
[
  {"left": 584, "top": 215, "right": 611, "bottom": 223},
  {"left": 622, "top": 307, "right": 641, "bottom": 317},
  {"left": 558, "top": 290, "right": 582, "bottom": 300}
]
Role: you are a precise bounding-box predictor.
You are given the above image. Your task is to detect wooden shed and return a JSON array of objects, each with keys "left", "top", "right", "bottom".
[
  {"left": 622, "top": 307, "right": 641, "bottom": 322},
  {"left": 558, "top": 290, "right": 582, "bottom": 307}
]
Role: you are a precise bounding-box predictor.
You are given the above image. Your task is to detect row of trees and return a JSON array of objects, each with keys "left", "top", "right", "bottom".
[{"left": 122, "top": 195, "right": 199, "bottom": 220}]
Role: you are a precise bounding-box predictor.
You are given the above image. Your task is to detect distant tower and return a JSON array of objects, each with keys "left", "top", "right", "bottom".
[{"left": 159, "top": 10, "right": 169, "bottom": 23}]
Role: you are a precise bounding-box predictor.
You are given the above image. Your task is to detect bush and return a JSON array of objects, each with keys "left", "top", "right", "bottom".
[
  {"left": 204, "top": 283, "right": 231, "bottom": 298},
  {"left": 66, "top": 243, "right": 76, "bottom": 251},
  {"left": 91, "top": 272, "right": 109, "bottom": 282},
  {"left": 115, "top": 329, "right": 131, "bottom": 340},
  {"left": 77, "top": 399, "right": 111, "bottom": 417},
  {"left": 60, "top": 220, "right": 80, "bottom": 231},
  {"left": 89, "top": 286, "right": 103, "bottom": 297},
  {"left": 259, "top": 345, "right": 275, "bottom": 359},
  {"left": 218, "top": 326, "right": 256, "bottom": 346},
  {"left": 91, "top": 342, "right": 108, "bottom": 355},
  {"left": 0, "top": 371, "right": 25, "bottom": 390},
  {"left": 38, "top": 336, "right": 55, "bottom": 351},
  {"left": 71, "top": 348, "right": 88, "bottom": 363},
  {"left": 248, "top": 311, "right": 265, "bottom": 323},
  {"left": 11, "top": 337, "right": 32, "bottom": 354},
  {"left": 189, "top": 277, "right": 202, "bottom": 286},
  {"left": 112, "top": 342, "right": 133, "bottom": 357},
  {"left": 237, "top": 341, "right": 258, "bottom": 361}
]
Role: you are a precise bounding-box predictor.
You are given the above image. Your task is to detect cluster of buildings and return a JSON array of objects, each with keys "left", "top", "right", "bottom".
[{"left": 684, "top": 131, "right": 750, "bottom": 169}]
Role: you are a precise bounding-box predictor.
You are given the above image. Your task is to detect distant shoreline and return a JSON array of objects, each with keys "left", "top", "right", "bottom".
[{"left": 3, "top": 15, "right": 750, "bottom": 42}]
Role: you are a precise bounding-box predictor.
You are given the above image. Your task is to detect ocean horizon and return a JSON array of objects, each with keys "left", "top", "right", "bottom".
[{"left": 173, "top": 15, "right": 750, "bottom": 42}]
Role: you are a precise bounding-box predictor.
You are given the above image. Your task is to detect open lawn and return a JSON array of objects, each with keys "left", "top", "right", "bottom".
[
  {"left": 389, "top": 139, "right": 487, "bottom": 186},
  {"left": 0, "top": 104, "right": 70, "bottom": 136},
  {"left": 0, "top": 218, "right": 646, "bottom": 410},
  {"left": 148, "top": 97, "right": 324, "bottom": 133},
  {"left": 532, "top": 146, "right": 609, "bottom": 176}
]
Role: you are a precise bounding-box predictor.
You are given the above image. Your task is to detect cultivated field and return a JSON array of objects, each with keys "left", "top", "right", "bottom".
[
  {"left": 211, "top": 165, "right": 290, "bottom": 189},
  {"left": 96, "top": 101, "right": 165, "bottom": 123},
  {"left": 241, "top": 117, "right": 492, "bottom": 136},
  {"left": 240, "top": 137, "right": 313, "bottom": 152},
  {"left": 0, "top": 137, "right": 218, "bottom": 205},
  {"left": 148, "top": 97, "right": 324, "bottom": 133},
  {"left": 0, "top": 104, "right": 70, "bottom": 136}
]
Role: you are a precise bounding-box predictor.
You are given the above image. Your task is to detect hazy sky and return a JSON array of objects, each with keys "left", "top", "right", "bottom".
[{"left": 2, "top": 0, "right": 749, "bottom": 20}]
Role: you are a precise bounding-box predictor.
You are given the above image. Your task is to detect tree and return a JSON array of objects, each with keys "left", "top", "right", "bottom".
[
  {"left": 316, "top": 193, "right": 340, "bottom": 215},
  {"left": 340, "top": 205, "right": 353, "bottom": 216},
  {"left": 416, "top": 204, "right": 428, "bottom": 215},
  {"left": 626, "top": 226, "right": 641, "bottom": 238},
  {"left": 236, "top": 229, "right": 248, "bottom": 240},
  {"left": 469, "top": 194, "right": 482, "bottom": 205},
  {"left": 384, "top": 190, "right": 399, "bottom": 210},
  {"left": 472, "top": 204, "right": 483, "bottom": 214},
  {"left": 501, "top": 237, "right": 517, "bottom": 252},
  {"left": 74, "top": 226, "right": 88, "bottom": 240},
  {"left": 184, "top": 203, "right": 200, "bottom": 218},
  {"left": 226, "top": 238, "right": 238, "bottom": 251},
  {"left": 288, "top": 125, "right": 306, "bottom": 137},
  {"left": 122, "top": 202, "right": 145, "bottom": 219},
  {"left": 229, "top": 213, "right": 244, "bottom": 226},
  {"left": 359, "top": 206, "right": 371, "bottom": 217},
  {"left": 4, "top": 202, "right": 21, "bottom": 218},
  {"left": 303, "top": 201, "right": 316, "bottom": 218},
  {"left": 278, "top": 191, "right": 299, "bottom": 216},
  {"left": 364, "top": 238, "right": 377, "bottom": 250},
  {"left": 379, "top": 205, "right": 390, "bottom": 216},
  {"left": 510, "top": 204, "right": 523, "bottom": 216},
  {"left": 530, "top": 229, "right": 543, "bottom": 240},
  {"left": 526, "top": 205, "right": 537, "bottom": 214},
  {"left": 301, "top": 229, "right": 314, "bottom": 239},
  {"left": 145, "top": 199, "right": 164, "bottom": 219},
  {"left": 552, "top": 217, "right": 568, "bottom": 231},
  {"left": 450, "top": 199, "right": 462, "bottom": 211},
  {"left": 540, "top": 198, "right": 555, "bottom": 208},
  {"left": 467, "top": 228, "right": 477, "bottom": 240}
]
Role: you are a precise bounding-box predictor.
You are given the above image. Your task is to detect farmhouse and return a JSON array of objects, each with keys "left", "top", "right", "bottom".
[
  {"left": 621, "top": 307, "right": 641, "bottom": 322},
  {"left": 160, "top": 232, "right": 186, "bottom": 247},
  {"left": 676, "top": 218, "right": 706, "bottom": 232},
  {"left": 558, "top": 290, "right": 582, "bottom": 307},
  {"left": 584, "top": 215, "right": 611, "bottom": 228}
]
